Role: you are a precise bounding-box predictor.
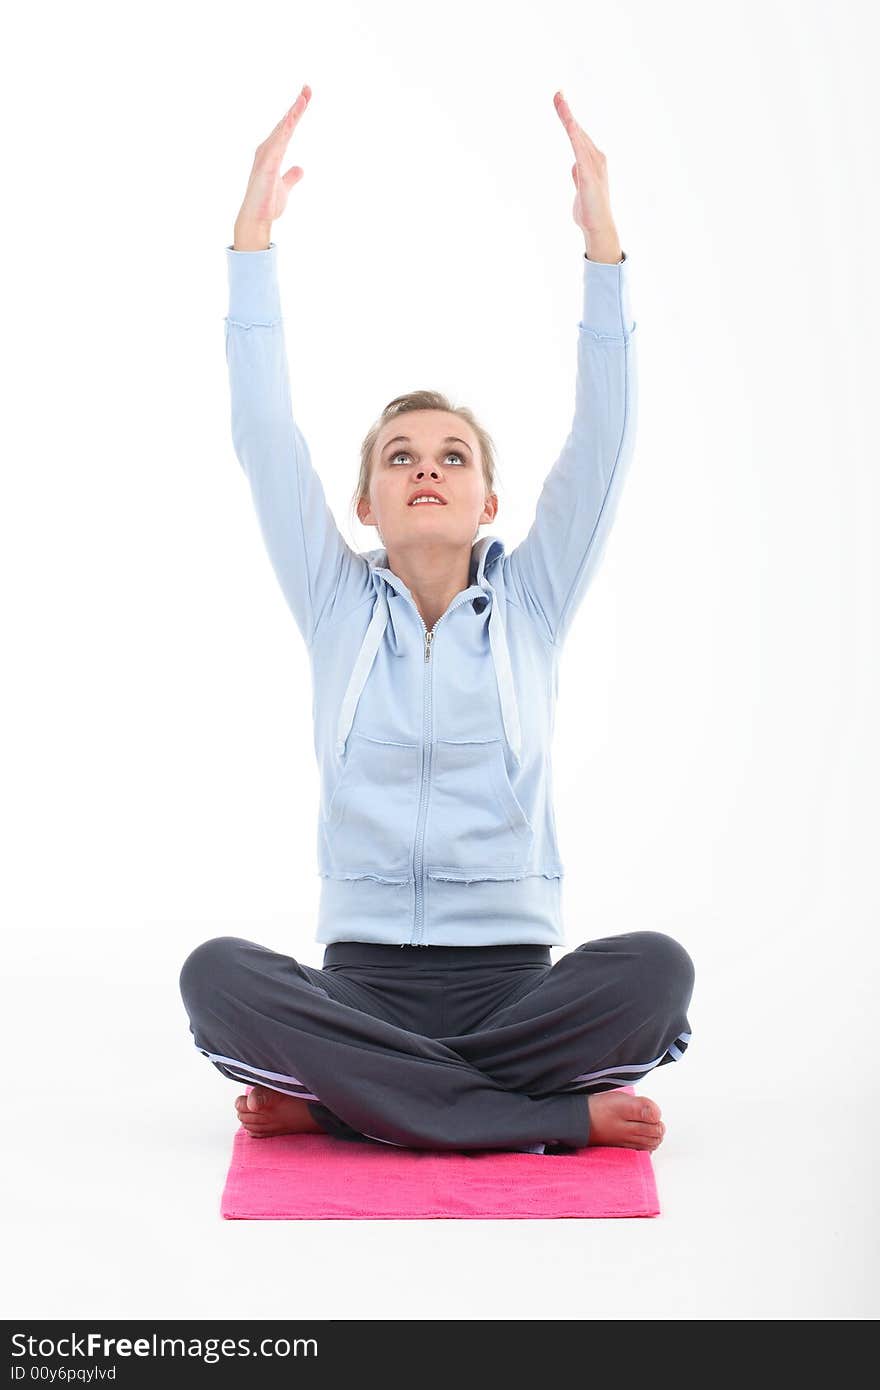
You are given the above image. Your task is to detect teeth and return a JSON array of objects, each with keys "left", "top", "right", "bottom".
[{"left": 410, "top": 497, "right": 442, "bottom": 505}]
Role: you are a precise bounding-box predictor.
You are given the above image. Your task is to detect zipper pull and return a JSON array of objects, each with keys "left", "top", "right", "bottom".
[{"left": 424, "top": 628, "right": 433, "bottom": 662}]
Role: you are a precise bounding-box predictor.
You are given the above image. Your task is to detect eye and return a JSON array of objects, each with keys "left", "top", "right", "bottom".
[{"left": 390, "top": 451, "right": 466, "bottom": 465}]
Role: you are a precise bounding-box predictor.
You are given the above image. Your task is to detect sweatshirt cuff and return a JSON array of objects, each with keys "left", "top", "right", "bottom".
[
  {"left": 581, "top": 249, "right": 634, "bottom": 338},
  {"left": 225, "top": 241, "right": 282, "bottom": 324}
]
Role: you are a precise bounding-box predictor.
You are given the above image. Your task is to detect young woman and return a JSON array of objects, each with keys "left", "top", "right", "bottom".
[{"left": 179, "top": 86, "right": 694, "bottom": 1155}]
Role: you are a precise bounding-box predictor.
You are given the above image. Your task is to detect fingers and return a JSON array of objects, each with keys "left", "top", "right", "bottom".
[
  {"left": 553, "top": 90, "right": 601, "bottom": 158},
  {"left": 262, "top": 84, "right": 312, "bottom": 152},
  {"left": 554, "top": 90, "right": 582, "bottom": 137}
]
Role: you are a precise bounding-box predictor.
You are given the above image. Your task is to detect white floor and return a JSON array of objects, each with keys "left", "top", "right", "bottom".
[{"left": 4, "top": 925, "right": 876, "bottom": 1321}]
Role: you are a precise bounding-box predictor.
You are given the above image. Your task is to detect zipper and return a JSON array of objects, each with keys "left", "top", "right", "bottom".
[{"left": 409, "top": 591, "right": 479, "bottom": 946}]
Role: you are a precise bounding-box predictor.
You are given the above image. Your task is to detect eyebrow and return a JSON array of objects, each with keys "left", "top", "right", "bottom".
[{"left": 380, "top": 435, "right": 473, "bottom": 456}]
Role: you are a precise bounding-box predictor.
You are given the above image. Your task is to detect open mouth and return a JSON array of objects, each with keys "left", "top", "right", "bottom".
[{"left": 408, "top": 493, "right": 447, "bottom": 507}]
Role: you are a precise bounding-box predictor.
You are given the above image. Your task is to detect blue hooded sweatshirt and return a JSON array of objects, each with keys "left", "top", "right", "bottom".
[{"left": 224, "top": 242, "right": 637, "bottom": 947}]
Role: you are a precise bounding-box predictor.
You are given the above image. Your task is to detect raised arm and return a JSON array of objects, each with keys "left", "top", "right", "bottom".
[
  {"left": 505, "top": 93, "right": 638, "bottom": 647},
  {"left": 227, "top": 87, "right": 364, "bottom": 648}
]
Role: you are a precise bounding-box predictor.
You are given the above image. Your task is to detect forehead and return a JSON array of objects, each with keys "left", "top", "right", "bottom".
[{"left": 377, "top": 412, "right": 476, "bottom": 453}]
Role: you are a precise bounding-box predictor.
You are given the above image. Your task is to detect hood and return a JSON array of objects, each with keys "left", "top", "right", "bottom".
[{"left": 334, "top": 534, "right": 522, "bottom": 767}]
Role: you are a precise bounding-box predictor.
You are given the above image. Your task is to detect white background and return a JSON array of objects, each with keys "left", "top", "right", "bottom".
[{"left": 3, "top": 0, "right": 877, "bottom": 1321}]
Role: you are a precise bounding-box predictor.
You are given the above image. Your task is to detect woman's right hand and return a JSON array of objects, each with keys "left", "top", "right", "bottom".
[{"left": 233, "top": 84, "right": 312, "bottom": 248}]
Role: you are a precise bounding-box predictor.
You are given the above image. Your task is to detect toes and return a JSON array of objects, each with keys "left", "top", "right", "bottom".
[
  {"left": 242, "top": 1120, "right": 281, "bottom": 1138},
  {"left": 630, "top": 1122, "right": 662, "bottom": 1140},
  {"left": 235, "top": 1092, "right": 283, "bottom": 1135},
  {"left": 622, "top": 1095, "right": 658, "bottom": 1122},
  {"left": 236, "top": 1097, "right": 267, "bottom": 1127}
]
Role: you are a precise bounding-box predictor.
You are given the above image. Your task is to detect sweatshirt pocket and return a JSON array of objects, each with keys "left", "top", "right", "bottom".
[
  {"left": 424, "top": 737, "right": 535, "bottom": 881},
  {"left": 319, "top": 733, "right": 419, "bottom": 883}
]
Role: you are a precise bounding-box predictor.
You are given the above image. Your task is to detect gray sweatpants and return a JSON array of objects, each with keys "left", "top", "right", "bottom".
[{"left": 178, "top": 932, "right": 695, "bottom": 1154}]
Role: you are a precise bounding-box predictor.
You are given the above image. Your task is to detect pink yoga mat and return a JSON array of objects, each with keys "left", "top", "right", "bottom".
[{"left": 220, "top": 1084, "right": 660, "bottom": 1220}]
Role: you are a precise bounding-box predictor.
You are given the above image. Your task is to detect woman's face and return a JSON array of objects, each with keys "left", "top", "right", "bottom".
[{"left": 358, "top": 410, "right": 497, "bottom": 553}]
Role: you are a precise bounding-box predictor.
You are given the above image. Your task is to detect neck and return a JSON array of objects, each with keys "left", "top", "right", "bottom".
[{"left": 382, "top": 539, "right": 475, "bottom": 630}]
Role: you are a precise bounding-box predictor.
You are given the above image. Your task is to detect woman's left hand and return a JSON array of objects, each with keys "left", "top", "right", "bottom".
[{"left": 553, "top": 91, "right": 620, "bottom": 251}]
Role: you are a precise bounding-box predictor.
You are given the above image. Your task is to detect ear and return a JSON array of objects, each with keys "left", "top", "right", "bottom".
[{"left": 481, "top": 492, "right": 499, "bottom": 523}]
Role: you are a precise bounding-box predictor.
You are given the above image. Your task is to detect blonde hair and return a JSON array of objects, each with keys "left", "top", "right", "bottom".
[{"left": 349, "top": 390, "right": 500, "bottom": 544}]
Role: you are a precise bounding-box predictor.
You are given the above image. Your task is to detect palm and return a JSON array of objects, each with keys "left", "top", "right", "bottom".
[
  {"left": 570, "top": 168, "right": 613, "bottom": 234},
  {"left": 250, "top": 166, "right": 300, "bottom": 225},
  {"left": 237, "top": 85, "right": 312, "bottom": 229},
  {"left": 554, "top": 92, "right": 615, "bottom": 235}
]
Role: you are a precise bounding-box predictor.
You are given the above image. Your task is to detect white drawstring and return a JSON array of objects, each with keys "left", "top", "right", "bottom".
[{"left": 334, "top": 540, "right": 522, "bottom": 768}]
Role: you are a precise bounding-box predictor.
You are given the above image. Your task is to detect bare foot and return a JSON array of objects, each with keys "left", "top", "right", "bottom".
[
  {"left": 585, "top": 1092, "right": 666, "bottom": 1150},
  {"left": 234, "top": 1086, "right": 327, "bottom": 1139},
  {"left": 234, "top": 1085, "right": 666, "bottom": 1149}
]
